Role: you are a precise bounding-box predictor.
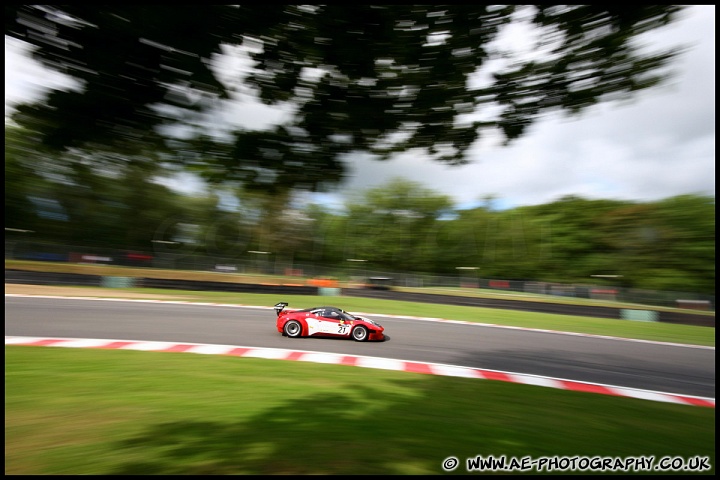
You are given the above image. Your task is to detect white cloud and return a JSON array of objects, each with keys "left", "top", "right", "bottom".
[
  {"left": 328, "top": 5, "right": 716, "bottom": 209},
  {"left": 4, "top": 37, "right": 79, "bottom": 117}
]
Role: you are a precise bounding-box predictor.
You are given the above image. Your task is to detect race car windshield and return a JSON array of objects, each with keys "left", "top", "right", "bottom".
[{"left": 340, "top": 311, "right": 358, "bottom": 321}]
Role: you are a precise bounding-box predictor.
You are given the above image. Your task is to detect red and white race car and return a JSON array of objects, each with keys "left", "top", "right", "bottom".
[{"left": 274, "top": 302, "right": 385, "bottom": 341}]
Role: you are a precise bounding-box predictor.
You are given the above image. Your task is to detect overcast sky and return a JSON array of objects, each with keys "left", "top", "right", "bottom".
[{"left": 5, "top": 5, "right": 715, "bottom": 211}]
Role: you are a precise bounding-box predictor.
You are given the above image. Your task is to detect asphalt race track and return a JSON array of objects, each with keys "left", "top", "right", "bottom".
[{"left": 4, "top": 295, "right": 715, "bottom": 400}]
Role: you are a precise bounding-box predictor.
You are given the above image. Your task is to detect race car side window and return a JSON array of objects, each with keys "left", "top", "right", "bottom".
[
  {"left": 311, "top": 308, "right": 344, "bottom": 320},
  {"left": 317, "top": 309, "right": 342, "bottom": 320}
]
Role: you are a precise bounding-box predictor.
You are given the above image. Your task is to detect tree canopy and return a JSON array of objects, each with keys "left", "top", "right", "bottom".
[{"left": 5, "top": 5, "right": 685, "bottom": 192}]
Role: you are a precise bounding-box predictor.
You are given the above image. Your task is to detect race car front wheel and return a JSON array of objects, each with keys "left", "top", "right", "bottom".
[
  {"left": 284, "top": 320, "right": 302, "bottom": 338},
  {"left": 351, "top": 325, "right": 368, "bottom": 342}
]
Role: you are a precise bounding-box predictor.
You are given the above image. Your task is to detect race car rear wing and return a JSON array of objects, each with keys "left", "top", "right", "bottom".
[{"left": 274, "top": 302, "right": 289, "bottom": 316}]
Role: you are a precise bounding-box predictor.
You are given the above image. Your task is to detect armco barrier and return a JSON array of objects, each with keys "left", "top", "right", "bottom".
[
  {"left": 5, "top": 269, "right": 102, "bottom": 287},
  {"left": 137, "top": 277, "right": 319, "bottom": 295}
]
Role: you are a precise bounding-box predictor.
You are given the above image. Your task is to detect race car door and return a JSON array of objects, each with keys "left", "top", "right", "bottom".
[{"left": 306, "top": 308, "right": 350, "bottom": 337}]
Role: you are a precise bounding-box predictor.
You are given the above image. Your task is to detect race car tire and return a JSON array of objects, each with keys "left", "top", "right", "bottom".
[
  {"left": 351, "top": 325, "right": 368, "bottom": 342},
  {"left": 284, "top": 320, "right": 302, "bottom": 338}
]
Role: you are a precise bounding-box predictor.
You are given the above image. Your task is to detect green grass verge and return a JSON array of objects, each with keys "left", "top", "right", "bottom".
[{"left": 5, "top": 346, "right": 715, "bottom": 475}]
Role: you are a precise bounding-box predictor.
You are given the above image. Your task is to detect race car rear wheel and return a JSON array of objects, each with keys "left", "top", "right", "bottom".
[
  {"left": 351, "top": 325, "right": 368, "bottom": 342},
  {"left": 284, "top": 320, "right": 302, "bottom": 338}
]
